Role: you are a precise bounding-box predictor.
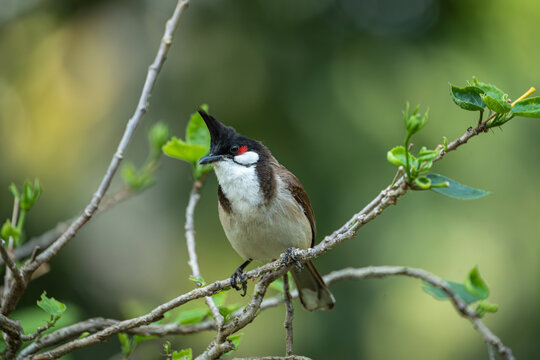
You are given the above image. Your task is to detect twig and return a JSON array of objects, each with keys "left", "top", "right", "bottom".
[
  {"left": 20, "top": 321, "right": 53, "bottom": 342},
  {"left": 16, "top": 317, "right": 215, "bottom": 359},
  {"left": 229, "top": 357, "right": 312, "bottom": 360},
  {"left": 185, "top": 180, "right": 224, "bottom": 328},
  {"left": 0, "top": 241, "right": 23, "bottom": 287},
  {"left": 282, "top": 275, "right": 293, "bottom": 356}
]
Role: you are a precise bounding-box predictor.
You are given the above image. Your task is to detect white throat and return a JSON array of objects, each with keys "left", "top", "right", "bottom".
[{"left": 213, "top": 157, "right": 262, "bottom": 212}]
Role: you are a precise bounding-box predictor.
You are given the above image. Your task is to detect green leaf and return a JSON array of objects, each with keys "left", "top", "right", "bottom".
[
  {"left": 175, "top": 307, "right": 210, "bottom": 325},
  {"left": 15, "top": 179, "right": 42, "bottom": 211},
  {"left": 148, "top": 122, "right": 170, "bottom": 155},
  {"left": 194, "top": 163, "right": 212, "bottom": 180},
  {"left": 118, "top": 333, "right": 133, "bottom": 358},
  {"left": 211, "top": 291, "right": 228, "bottom": 307},
  {"left": 189, "top": 276, "right": 206, "bottom": 287},
  {"left": 403, "top": 103, "right": 428, "bottom": 136},
  {"left": 162, "top": 137, "right": 208, "bottom": 164},
  {"left": 512, "top": 96, "right": 540, "bottom": 118},
  {"left": 9, "top": 183, "right": 20, "bottom": 200},
  {"left": 426, "top": 174, "right": 490, "bottom": 200},
  {"left": 417, "top": 147, "right": 440, "bottom": 163},
  {"left": 37, "top": 292, "right": 66, "bottom": 325},
  {"left": 387, "top": 146, "right": 407, "bottom": 167},
  {"left": 172, "top": 348, "right": 192, "bottom": 360},
  {"left": 1, "top": 220, "right": 21, "bottom": 241},
  {"left": 464, "top": 266, "right": 489, "bottom": 300},
  {"left": 121, "top": 163, "right": 155, "bottom": 190},
  {"left": 134, "top": 334, "right": 158, "bottom": 344},
  {"left": 471, "top": 79, "right": 511, "bottom": 114},
  {"left": 224, "top": 333, "right": 244, "bottom": 356},
  {"left": 186, "top": 109, "right": 211, "bottom": 147},
  {"left": 422, "top": 280, "right": 480, "bottom": 304},
  {"left": 269, "top": 278, "right": 285, "bottom": 293},
  {"left": 449, "top": 84, "right": 485, "bottom": 111}
]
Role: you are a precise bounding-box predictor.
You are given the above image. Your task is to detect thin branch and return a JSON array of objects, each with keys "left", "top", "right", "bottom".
[
  {"left": 229, "top": 357, "right": 312, "bottom": 360},
  {"left": 282, "top": 274, "right": 293, "bottom": 356},
  {"left": 185, "top": 179, "right": 224, "bottom": 328},
  {"left": 0, "top": 240, "right": 23, "bottom": 287},
  {"left": 16, "top": 317, "right": 215, "bottom": 359}
]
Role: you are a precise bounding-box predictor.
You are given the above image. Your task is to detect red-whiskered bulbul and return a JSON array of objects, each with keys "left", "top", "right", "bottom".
[{"left": 198, "top": 110, "right": 335, "bottom": 311}]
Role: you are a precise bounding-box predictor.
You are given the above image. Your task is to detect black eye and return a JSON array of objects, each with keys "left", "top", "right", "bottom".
[{"left": 230, "top": 145, "right": 239, "bottom": 154}]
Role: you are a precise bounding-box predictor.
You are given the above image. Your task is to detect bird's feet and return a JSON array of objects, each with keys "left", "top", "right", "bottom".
[
  {"left": 230, "top": 259, "right": 252, "bottom": 297},
  {"left": 284, "top": 247, "right": 303, "bottom": 271}
]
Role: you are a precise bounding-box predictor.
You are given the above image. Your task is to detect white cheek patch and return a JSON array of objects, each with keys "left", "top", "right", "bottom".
[{"left": 234, "top": 151, "right": 259, "bottom": 166}]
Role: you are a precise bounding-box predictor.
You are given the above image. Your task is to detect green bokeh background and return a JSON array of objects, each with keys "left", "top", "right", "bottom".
[{"left": 0, "top": 0, "right": 538, "bottom": 358}]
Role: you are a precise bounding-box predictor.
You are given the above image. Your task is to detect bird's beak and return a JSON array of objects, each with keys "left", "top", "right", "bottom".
[{"left": 199, "top": 154, "right": 225, "bottom": 165}]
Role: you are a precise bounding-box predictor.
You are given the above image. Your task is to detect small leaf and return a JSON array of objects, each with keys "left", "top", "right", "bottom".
[
  {"left": 148, "top": 122, "right": 170, "bottom": 155},
  {"left": 121, "top": 163, "right": 154, "bottom": 190},
  {"left": 172, "top": 348, "right": 192, "bottom": 360},
  {"left": 269, "top": 278, "right": 285, "bottom": 293},
  {"left": 186, "top": 109, "right": 211, "bottom": 147},
  {"left": 9, "top": 183, "right": 20, "bottom": 200},
  {"left": 134, "top": 334, "right": 158, "bottom": 344},
  {"left": 224, "top": 333, "right": 244, "bottom": 356},
  {"left": 118, "top": 333, "right": 132, "bottom": 358},
  {"left": 79, "top": 332, "right": 90, "bottom": 339},
  {"left": 464, "top": 266, "right": 489, "bottom": 300},
  {"left": 194, "top": 163, "right": 212, "bottom": 180},
  {"left": 175, "top": 308, "right": 210, "bottom": 325},
  {"left": 417, "top": 147, "right": 440, "bottom": 163},
  {"left": 422, "top": 280, "right": 480, "bottom": 304},
  {"left": 1, "top": 220, "right": 21, "bottom": 241},
  {"left": 37, "top": 292, "right": 66, "bottom": 325},
  {"left": 472, "top": 80, "right": 512, "bottom": 114},
  {"left": 387, "top": 146, "right": 407, "bottom": 167},
  {"left": 211, "top": 291, "right": 228, "bottom": 307},
  {"left": 403, "top": 103, "right": 429, "bottom": 136},
  {"left": 219, "top": 304, "right": 241, "bottom": 319},
  {"left": 189, "top": 276, "right": 206, "bottom": 287},
  {"left": 512, "top": 96, "right": 540, "bottom": 118},
  {"left": 17, "top": 179, "right": 42, "bottom": 211},
  {"left": 162, "top": 137, "right": 208, "bottom": 163},
  {"left": 449, "top": 84, "right": 485, "bottom": 111},
  {"left": 426, "top": 174, "right": 490, "bottom": 200}
]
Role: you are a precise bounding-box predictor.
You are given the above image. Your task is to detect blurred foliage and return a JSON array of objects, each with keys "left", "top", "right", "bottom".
[{"left": 0, "top": 0, "right": 539, "bottom": 359}]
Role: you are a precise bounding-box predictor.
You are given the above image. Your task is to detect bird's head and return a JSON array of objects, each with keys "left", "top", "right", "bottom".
[{"left": 198, "top": 109, "right": 265, "bottom": 167}]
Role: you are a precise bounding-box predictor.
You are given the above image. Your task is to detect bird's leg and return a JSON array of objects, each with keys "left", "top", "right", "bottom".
[
  {"left": 284, "top": 247, "right": 303, "bottom": 271},
  {"left": 230, "top": 258, "right": 252, "bottom": 297}
]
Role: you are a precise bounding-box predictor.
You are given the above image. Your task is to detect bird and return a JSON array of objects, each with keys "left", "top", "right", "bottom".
[{"left": 198, "top": 109, "right": 335, "bottom": 311}]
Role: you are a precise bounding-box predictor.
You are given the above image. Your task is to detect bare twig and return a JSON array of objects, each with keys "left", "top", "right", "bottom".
[
  {"left": 0, "top": 241, "right": 23, "bottom": 287},
  {"left": 185, "top": 179, "right": 224, "bottom": 328},
  {"left": 282, "top": 275, "right": 293, "bottom": 356},
  {"left": 229, "top": 357, "right": 312, "bottom": 360}
]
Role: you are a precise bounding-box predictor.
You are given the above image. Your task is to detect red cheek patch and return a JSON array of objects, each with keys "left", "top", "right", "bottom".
[{"left": 237, "top": 145, "right": 248, "bottom": 155}]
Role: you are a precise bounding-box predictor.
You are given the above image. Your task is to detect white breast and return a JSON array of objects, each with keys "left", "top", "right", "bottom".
[{"left": 213, "top": 161, "right": 312, "bottom": 261}]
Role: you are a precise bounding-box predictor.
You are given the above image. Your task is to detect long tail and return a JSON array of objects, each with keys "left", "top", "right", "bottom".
[{"left": 290, "top": 260, "right": 335, "bottom": 311}]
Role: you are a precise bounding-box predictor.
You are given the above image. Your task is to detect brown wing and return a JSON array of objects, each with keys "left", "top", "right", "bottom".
[{"left": 278, "top": 164, "right": 316, "bottom": 248}]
